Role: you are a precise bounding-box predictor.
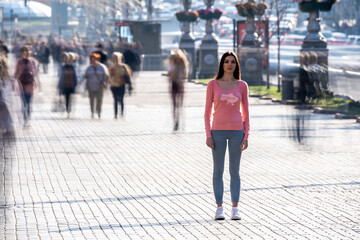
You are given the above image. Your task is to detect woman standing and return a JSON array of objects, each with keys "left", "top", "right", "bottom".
[
  {"left": 84, "top": 53, "right": 109, "bottom": 119},
  {"left": 58, "top": 52, "right": 77, "bottom": 118},
  {"left": 109, "top": 52, "right": 132, "bottom": 119},
  {"left": 14, "top": 45, "right": 39, "bottom": 126},
  {"left": 167, "top": 49, "right": 188, "bottom": 131},
  {"left": 0, "top": 54, "right": 23, "bottom": 138},
  {"left": 204, "top": 51, "right": 250, "bottom": 220}
]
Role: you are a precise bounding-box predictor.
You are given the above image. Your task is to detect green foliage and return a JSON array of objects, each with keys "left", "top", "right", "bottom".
[
  {"left": 197, "top": 79, "right": 282, "bottom": 100},
  {"left": 248, "top": 85, "right": 282, "bottom": 100},
  {"left": 196, "top": 79, "right": 212, "bottom": 84},
  {"left": 196, "top": 79, "right": 360, "bottom": 115},
  {"left": 309, "top": 95, "right": 360, "bottom": 116}
]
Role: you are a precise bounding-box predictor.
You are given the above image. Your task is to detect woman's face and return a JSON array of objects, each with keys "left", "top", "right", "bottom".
[
  {"left": 65, "top": 57, "right": 73, "bottom": 65},
  {"left": 22, "top": 49, "right": 30, "bottom": 59},
  {"left": 90, "top": 56, "right": 97, "bottom": 65},
  {"left": 112, "top": 55, "right": 119, "bottom": 65},
  {"left": 223, "top": 55, "right": 236, "bottom": 75}
]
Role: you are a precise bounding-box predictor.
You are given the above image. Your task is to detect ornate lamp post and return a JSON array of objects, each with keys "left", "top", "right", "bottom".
[
  {"left": 235, "top": 0, "right": 267, "bottom": 85},
  {"left": 298, "top": 0, "right": 336, "bottom": 95},
  {"left": 176, "top": 0, "right": 198, "bottom": 79},
  {"left": 197, "top": 0, "right": 222, "bottom": 79}
]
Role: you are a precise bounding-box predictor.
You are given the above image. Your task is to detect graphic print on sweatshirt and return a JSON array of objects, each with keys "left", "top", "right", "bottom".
[{"left": 220, "top": 93, "right": 239, "bottom": 106}]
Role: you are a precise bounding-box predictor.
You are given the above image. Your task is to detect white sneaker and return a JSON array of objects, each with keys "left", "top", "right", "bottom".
[
  {"left": 231, "top": 207, "right": 241, "bottom": 220},
  {"left": 215, "top": 206, "right": 225, "bottom": 220}
]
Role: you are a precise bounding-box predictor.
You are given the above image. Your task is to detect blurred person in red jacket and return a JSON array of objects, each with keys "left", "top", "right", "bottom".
[{"left": 14, "top": 45, "right": 39, "bottom": 126}]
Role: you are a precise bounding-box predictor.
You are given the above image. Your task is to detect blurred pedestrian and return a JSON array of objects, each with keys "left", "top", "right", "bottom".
[
  {"left": 84, "top": 53, "right": 109, "bottom": 119},
  {"left": 167, "top": 49, "right": 188, "bottom": 131},
  {"left": 14, "top": 45, "right": 39, "bottom": 126},
  {"left": 106, "top": 40, "right": 114, "bottom": 59},
  {"left": 0, "top": 40, "right": 9, "bottom": 58},
  {"left": 58, "top": 52, "right": 78, "bottom": 118},
  {"left": 39, "top": 41, "right": 50, "bottom": 74},
  {"left": 204, "top": 51, "right": 250, "bottom": 221},
  {"left": 123, "top": 43, "right": 141, "bottom": 74},
  {"left": 307, "top": 51, "right": 328, "bottom": 95},
  {"left": 298, "top": 51, "right": 311, "bottom": 104},
  {"left": 109, "top": 52, "right": 132, "bottom": 119},
  {"left": 0, "top": 54, "right": 23, "bottom": 138},
  {"left": 92, "top": 42, "right": 108, "bottom": 65}
]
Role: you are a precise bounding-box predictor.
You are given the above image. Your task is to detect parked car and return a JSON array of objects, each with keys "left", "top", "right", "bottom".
[
  {"left": 282, "top": 33, "right": 304, "bottom": 45},
  {"left": 222, "top": 5, "right": 242, "bottom": 20},
  {"left": 219, "top": 23, "right": 234, "bottom": 38},
  {"left": 291, "top": 28, "right": 307, "bottom": 36},
  {"left": 348, "top": 35, "right": 360, "bottom": 45},
  {"left": 322, "top": 30, "right": 332, "bottom": 39},
  {"left": 328, "top": 32, "right": 350, "bottom": 45}
]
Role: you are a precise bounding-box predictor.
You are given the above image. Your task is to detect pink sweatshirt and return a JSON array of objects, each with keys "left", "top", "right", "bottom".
[{"left": 204, "top": 79, "right": 250, "bottom": 140}]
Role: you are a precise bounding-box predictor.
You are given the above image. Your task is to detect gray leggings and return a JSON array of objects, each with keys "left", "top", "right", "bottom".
[
  {"left": 211, "top": 130, "right": 244, "bottom": 204},
  {"left": 88, "top": 89, "right": 104, "bottom": 115}
]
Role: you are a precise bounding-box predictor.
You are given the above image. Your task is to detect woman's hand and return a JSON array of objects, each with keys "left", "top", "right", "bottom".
[
  {"left": 240, "top": 140, "right": 248, "bottom": 152},
  {"left": 206, "top": 137, "right": 214, "bottom": 149}
]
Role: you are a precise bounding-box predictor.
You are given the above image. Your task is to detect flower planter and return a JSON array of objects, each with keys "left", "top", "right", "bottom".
[
  {"left": 197, "top": 8, "right": 222, "bottom": 20},
  {"left": 212, "top": 11, "right": 222, "bottom": 19},
  {"left": 176, "top": 14, "right": 187, "bottom": 21},
  {"left": 298, "top": 1, "right": 334, "bottom": 12},
  {"left": 298, "top": 1, "right": 317, "bottom": 12},
  {"left": 199, "top": 14, "right": 212, "bottom": 20},
  {"left": 176, "top": 15, "right": 198, "bottom": 22},
  {"left": 318, "top": 2, "right": 334, "bottom": 12},
  {"left": 175, "top": 11, "right": 198, "bottom": 22}
]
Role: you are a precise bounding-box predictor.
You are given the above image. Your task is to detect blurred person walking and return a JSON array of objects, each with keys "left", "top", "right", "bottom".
[
  {"left": 92, "top": 42, "right": 108, "bottom": 66},
  {"left": 109, "top": 52, "right": 132, "bottom": 119},
  {"left": 58, "top": 53, "right": 78, "bottom": 118},
  {"left": 123, "top": 43, "right": 141, "bottom": 75},
  {"left": 204, "top": 51, "right": 250, "bottom": 221},
  {"left": 167, "top": 49, "right": 188, "bottom": 131},
  {"left": 84, "top": 53, "right": 109, "bottom": 119},
  {"left": 14, "top": 45, "right": 39, "bottom": 126},
  {"left": 106, "top": 40, "right": 114, "bottom": 60},
  {"left": 0, "top": 40, "right": 9, "bottom": 58},
  {"left": 39, "top": 41, "right": 50, "bottom": 74},
  {"left": 0, "top": 54, "right": 23, "bottom": 139}
]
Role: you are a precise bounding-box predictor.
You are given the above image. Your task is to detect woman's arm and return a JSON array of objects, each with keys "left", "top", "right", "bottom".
[
  {"left": 73, "top": 65, "right": 78, "bottom": 88},
  {"left": 58, "top": 67, "right": 63, "bottom": 90},
  {"left": 241, "top": 81, "right": 250, "bottom": 141},
  {"left": 204, "top": 81, "right": 214, "bottom": 139},
  {"left": 14, "top": 60, "right": 21, "bottom": 80}
]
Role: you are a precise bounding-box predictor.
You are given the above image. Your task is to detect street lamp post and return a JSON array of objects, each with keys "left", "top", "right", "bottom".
[
  {"left": 236, "top": 0, "right": 267, "bottom": 86},
  {"left": 298, "top": 0, "right": 336, "bottom": 96},
  {"left": 179, "top": 0, "right": 196, "bottom": 80},
  {"left": 197, "top": 0, "right": 218, "bottom": 79}
]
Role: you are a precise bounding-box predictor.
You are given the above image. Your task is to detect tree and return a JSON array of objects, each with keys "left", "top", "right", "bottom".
[{"left": 261, "top": 0, "right": 293, "bottom": 90}]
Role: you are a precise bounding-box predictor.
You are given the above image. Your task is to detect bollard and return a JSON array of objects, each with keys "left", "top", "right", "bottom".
[{"left": 282, "top": 80, "right": 294, "bottom": 101}]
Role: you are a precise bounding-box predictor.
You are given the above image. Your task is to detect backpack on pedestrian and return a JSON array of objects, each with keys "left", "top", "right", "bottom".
[
  {"left": 62, "top": 67, "right": 75, "bottom": 89},
  {"left": 19, "top": 59, "right": 35, "bottom": 85}
]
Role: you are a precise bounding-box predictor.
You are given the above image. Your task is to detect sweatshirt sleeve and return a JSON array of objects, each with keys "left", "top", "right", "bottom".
[
  {"left": 241, "top": 81, "right": 250, "bottom": 140},
  {"left": 73, "top": 65, "right": 78, "bottom": 87},
  {"left": 204, "top": 80, "right": 214, "bottom": 138}
]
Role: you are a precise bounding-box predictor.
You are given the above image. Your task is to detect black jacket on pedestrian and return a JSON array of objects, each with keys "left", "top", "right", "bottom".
[{"left": 58, "top": 64, "right": 78, "bottom": 94}]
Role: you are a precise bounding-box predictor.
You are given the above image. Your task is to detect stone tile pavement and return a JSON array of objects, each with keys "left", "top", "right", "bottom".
[{"left": 1, "top": 69, "right": 360, "bottom": 239}]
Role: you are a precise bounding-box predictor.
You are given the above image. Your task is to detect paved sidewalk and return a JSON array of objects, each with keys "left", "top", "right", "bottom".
[{"left": 1, "top": 68, "right": 360, "bottom": 239}]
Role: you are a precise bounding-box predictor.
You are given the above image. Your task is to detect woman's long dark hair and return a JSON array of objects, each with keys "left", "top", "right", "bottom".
[{"left": 214, "top": 51, "right": 241, "bottom": 80}]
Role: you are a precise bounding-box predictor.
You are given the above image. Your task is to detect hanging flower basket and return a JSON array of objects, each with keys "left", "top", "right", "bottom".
[
  {"left": 212, "top": 8, "right": 223, "bottom": 19},
  {"left": 296, "top": 0, "right": 336, "bottom": 13},
  {"left": 318, "top": 1, "right": 334, "bottom": 11},
  {"left": 235, "top": 2, "right": 268, "bottom": 18},
  {"left": 197, "top": 8, "right": 223, "bottom": 20},
  {"left": 175, "top": 10, "right": 199, "bottom": 22},
  {"left": 298, "top": 1, "right": 317, "bottom": 12}
]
